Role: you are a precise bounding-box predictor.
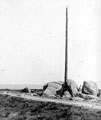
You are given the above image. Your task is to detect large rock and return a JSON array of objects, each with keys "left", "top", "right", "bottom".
[
  {"left": 43, "top": 81, "right": 63, "bottom": 97},
  {"left": 59, "top": 79, "right": 79, "bottom": 97},
  {"left": 65, "top": 79, "right": 79, "bottom": 97},
  {"left": 82, "top": 81, "right": 98, "bottom": 96}
]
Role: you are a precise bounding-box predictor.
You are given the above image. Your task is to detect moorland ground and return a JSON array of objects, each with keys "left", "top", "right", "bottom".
[{"left": 0, "top": 90, "right": 101, "bottom": 120}]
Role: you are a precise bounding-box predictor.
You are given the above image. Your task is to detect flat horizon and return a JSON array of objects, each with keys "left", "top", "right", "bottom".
[{"left": 0, "top": 84, "right": 43, "bottom": 89}]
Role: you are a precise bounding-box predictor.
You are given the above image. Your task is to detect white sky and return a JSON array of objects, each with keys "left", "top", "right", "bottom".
[{"left": 0, "top": 0, "right": 101, "bottom": 88}]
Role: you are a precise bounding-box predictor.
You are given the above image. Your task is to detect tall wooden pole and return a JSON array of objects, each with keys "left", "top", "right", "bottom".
[{"left": 64, "top": 7, "right": 68, "bottom": 85}]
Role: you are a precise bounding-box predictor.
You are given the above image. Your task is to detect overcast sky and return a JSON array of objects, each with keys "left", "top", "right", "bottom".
[{"left": 0, "top": 0, "right": 101, "bottom": 88}]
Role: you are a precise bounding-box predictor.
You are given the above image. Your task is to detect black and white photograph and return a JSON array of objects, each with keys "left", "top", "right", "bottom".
[{"left": 0, "top": 0, "right": 101, "bottom": 119}]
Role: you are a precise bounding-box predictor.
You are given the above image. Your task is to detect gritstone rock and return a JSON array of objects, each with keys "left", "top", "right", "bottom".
[
  {"left": 63, "top": 91, "right": 71, "bottom": 98},
  {"left": 65, "top": 79, "right": 79, "bottom": 97},
  {"left": 82, "top": 81, "right": 98, "bottom": 96},
  {"left": 56, "top": 89, "right": 71, "bottom": 98},
  {"left": 21, "top": 87, "right": 31, "bottom": 93},
  {"left": 58, "top": 79, "right": 79, "bottom": 97},
  {"left": 43, "top": 81, "right": 63, "bottom": 97}
]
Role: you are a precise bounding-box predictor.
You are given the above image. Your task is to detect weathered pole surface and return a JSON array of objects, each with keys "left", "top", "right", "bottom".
[{"left": 64, "top": 7, "right": 68, "bottom": 85}]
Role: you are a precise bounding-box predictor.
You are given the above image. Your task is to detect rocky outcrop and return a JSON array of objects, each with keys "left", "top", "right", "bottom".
[
  {"left": 43, "top": 80, "right": 100, "bottom": 99},
  {"left": 43, "top": 81, "right": 63, "bottom": 97},
  {"left": 43, "top": 79, "right": 79, "bottom": 97},
  {"left": 43, "top": 81, "right": 63, "bottom": 90},
  {"left": 82, "top": 81, "right": 98, "bottom": 96}
]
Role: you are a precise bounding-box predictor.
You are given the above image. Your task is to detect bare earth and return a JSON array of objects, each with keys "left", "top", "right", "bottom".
[{"left": 0, "top": 91, "right": 101, "bottom": 120}]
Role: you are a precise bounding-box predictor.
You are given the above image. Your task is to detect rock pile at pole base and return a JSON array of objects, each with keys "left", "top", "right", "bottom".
[{"left": 43, "top": 79, "right": 100, "bottom": 99}]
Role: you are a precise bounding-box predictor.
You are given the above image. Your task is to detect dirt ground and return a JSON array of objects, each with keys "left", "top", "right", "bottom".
[{"left": 0, "top": 93, "right": 101, "bottom": 120}]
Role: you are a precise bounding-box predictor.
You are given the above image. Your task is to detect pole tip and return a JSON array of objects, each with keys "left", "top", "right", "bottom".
[{"left": 66, "top": 6, "right": 69, "bottom": 9}]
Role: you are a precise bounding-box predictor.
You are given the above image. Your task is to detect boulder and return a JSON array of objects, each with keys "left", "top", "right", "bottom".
[
  {"left": 82, "top": 81, "right": 98, "bottom": 96},
  {"left": 56, "top": 87, "right": 64, "bottom": 97},
  {"left": 43, "top": 83, "right": 48, "bottom": 91},
  {"left": 21, "top": 87, "right": 31, "bottom": 93},
  {"left": 61, "top": 79, "right": 79, "bottom": 97},
  {"left": 43, "top": 87, "right": 57, "bottom": 97},
  {"left": 43, "top": 81, "right": 63, "bottom": 90},
  {"left": 63, "top": 91, "right": 71, "bottom": 98},
  {"left": 43, "top": 81, "right": 63, "bottom": 97}
]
